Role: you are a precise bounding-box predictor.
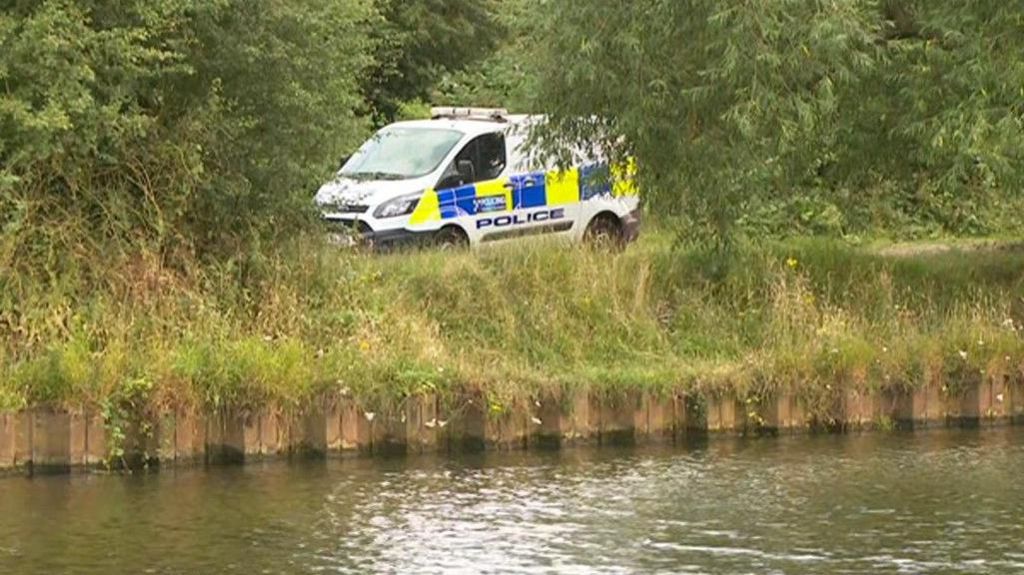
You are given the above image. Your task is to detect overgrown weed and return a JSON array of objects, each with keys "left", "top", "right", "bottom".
[{"left": 1, "top": 228, "right": 1022, "bottom": 421}]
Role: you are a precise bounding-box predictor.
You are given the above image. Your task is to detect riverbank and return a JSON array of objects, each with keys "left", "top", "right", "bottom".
[
  {"left": 3, "top": 375, "right": 1024, "bottom": 474},
  {"left": 1, "top": 232, "right": 1022, "bottom": 472}
]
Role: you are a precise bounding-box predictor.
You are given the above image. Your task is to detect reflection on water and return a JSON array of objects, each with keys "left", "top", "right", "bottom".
[{"left": 2, "top": 429, "right": 1024, "bottom": 574}]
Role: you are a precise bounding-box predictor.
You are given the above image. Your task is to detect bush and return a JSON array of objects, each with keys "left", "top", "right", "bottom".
[{"left": 0, "top": 0, "right": 375, "bottom": 275}]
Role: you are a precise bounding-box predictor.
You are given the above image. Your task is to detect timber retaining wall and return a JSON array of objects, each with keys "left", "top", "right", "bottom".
[{"left": 2, "top": 377, "right": 1023, "bottom": 475}]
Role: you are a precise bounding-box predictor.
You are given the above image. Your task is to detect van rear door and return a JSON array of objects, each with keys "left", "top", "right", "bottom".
[{"left": 486, "top": 130, "right": 578, "bottom": 242}]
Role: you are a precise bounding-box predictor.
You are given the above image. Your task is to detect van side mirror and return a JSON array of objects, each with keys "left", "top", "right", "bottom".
[
  {"left": 436, "top": 160, "right": 477, "bottom": 190},
  {"left": 437, "top": 175, "right": 465, "bottom": 190}
]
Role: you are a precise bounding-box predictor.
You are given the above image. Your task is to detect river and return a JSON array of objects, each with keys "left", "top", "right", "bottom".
[{"left": 1, "top": 428, "right": 1022, "bottom": 574}]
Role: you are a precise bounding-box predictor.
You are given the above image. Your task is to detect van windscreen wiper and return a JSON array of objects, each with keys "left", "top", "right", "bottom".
[{"left": 343, "top": 171, "right": 407, "bottom": 181}]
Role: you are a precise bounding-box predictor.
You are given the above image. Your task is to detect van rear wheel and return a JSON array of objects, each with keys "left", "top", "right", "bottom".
[
  {"left": 583, "top": 215, "right": 624, "bottom": 249},
  {"left": 434, "top": 226, "right": 469, "bottom": 251}
]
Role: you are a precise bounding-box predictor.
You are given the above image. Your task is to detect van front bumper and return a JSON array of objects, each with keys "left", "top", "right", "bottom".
[{"left": 324, "top": 218, "right": 433, "bottom": 251}]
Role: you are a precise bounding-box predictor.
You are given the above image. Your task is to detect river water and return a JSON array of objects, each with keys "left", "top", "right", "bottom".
[{"left": 1, "top": 429, "right": 1023, "bottom": 574}]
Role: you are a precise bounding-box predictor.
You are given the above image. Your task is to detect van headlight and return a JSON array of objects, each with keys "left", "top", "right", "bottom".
[{"left": 373, "top": 192, "right": 422, "bottom": 218}]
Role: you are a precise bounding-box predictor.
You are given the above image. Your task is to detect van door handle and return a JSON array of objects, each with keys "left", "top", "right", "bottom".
[{"left": 503, "top": 182, "right": 515, "bottom": 190}]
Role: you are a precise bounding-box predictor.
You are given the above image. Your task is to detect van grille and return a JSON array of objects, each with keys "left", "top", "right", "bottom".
[
  {"left": 331, "top": 203, "right": 369, "bottom": 214},
  {"left": 324, "top": 218, "right": 372, "bottom": 236}
]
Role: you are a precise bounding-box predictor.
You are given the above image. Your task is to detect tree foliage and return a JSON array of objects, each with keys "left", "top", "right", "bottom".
[
  {"left": 529, "top": 0, "right": 1024, "bottom": 242},
  {"left": 432, "top": 0, "right": 539, "bottom": 110},
  {"left": 0, "top": 0, "right": 374, "bottom": 274},
  {"left": 363, "top": 0, "right": 502, "bottom": 122}
]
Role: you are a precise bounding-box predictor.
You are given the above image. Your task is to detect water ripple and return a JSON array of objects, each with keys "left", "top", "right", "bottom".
[{"left": 1, "top": 430, "right": 1023, "bottom": 574}]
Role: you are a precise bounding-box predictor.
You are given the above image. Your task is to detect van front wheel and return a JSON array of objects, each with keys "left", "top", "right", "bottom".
[{"left": 434, "top": 226, "right": 469, "bottom": 251}]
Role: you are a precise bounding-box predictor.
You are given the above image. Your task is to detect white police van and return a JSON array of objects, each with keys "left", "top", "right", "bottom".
[{"left": 314, "top": 107, "right": 640, "bottom": 250}]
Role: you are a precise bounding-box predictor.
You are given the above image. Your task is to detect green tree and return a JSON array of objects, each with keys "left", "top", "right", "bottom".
[
  {"left": 527, "top": 0, "right": 1023, "bottom": 243},
  {"left": 433, "top": 0, "right": 539, "bottom": 110},
  {"left": 529, "top": 0, "right": 877, "bottom": 246},
  {"left": 859, "top": 1, "right": 1024, "bottom": 236},
  {"left": 364, "top": 0, "right": 503, "bottom": 122},
  {"left": 0, "top": 0, "right": 375, "bottom": 274}
]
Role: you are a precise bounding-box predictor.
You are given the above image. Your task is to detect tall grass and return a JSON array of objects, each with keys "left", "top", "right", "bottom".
[{"left": 1, "top": 230, "right": 1022, "bottom": 417}]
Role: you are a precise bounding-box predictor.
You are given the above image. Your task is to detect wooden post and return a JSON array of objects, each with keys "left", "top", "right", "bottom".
[
  {"left": 31, "top": 409, "right": 71, "bottom": 473},
  {"left": 0, "top": 412, "right": 15, "bottom": 470},
  {"left": 206, "top": 410, "right": 245, "bottom": 464}
]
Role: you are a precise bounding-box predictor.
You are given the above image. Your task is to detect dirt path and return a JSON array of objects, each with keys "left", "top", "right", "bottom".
[{"left": 876, "top": 239, "right": 1024, "bottom": 258}]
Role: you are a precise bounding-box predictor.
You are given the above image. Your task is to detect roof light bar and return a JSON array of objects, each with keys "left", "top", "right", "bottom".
[{"left": 430, "top": 106, "right": 509, "bottom": 121}]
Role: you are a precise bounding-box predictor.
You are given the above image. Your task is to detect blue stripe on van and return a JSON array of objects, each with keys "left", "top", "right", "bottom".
[
  {"left": 436, "top": 172, "right": 555, "bottom": 221},
  {"left": 438, "top": 184, "right": 478, "bottom": 218}
]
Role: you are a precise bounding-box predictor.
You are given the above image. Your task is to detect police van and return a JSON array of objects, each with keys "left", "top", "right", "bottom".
[{"left": 314, "top": 107, "right": 640, "bottom": 250}]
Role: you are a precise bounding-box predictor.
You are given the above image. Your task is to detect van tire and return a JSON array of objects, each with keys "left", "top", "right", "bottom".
[
  {"left": 583, "top": 214, "right": 624, "bottom": 249},
  {"left": 434, "top": 226, "right": 469, "bottom": 251}
]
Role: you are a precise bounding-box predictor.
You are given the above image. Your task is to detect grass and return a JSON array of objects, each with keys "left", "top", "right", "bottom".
[{"left": 1, "top": 227, "right": 1022, "bottom": 421}]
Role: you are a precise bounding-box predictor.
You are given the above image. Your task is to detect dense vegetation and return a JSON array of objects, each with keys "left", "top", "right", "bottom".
[
  {"left": 1, "top": 1, "right": 1021, "bottom": 417},
  {"left": 531, "top": 1, "right": 1024, "bottom": 242}
]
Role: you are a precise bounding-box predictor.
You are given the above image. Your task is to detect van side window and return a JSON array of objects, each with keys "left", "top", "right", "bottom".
[
  {"left": 468, "top": 133, "right": 507, "bottom": 181},
  {"left": 437, "top": 132, "right": 507, "bottom": 189}
]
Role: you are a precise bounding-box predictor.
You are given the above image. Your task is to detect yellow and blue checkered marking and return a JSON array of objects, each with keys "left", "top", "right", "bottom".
[{"left": 408, "top": 160, "right": 636, "bottom": 226}]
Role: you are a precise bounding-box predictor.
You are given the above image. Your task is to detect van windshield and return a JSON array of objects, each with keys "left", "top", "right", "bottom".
[{"left": 340, "top": 127, "right": 463, "bottom": 181}]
